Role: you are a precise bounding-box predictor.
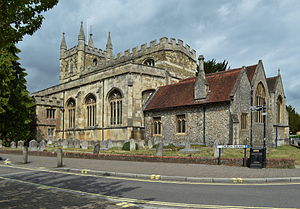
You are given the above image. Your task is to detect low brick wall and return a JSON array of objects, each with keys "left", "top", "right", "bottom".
[{"left": 0, "top": 149, "right": 295, "bottom": 168}]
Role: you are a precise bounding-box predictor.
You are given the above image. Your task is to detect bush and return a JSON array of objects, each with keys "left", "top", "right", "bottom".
[{"left": 122, "top": 141, "right": 139, "bottom": 151}]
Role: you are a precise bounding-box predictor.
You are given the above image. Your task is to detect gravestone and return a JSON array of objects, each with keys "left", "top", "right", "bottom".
[
  {"left": 62, "top": 139, "right": 68, "bottom": 149},
  {"left": 0, "top": 140, "right": 2, "bottom": 148},
  {"left": 47, "top": 138, "right": 53, "bottom": 146},
  {"left": 148, "top": 140, "right": 153, "bottom": 149},
  {"left": 213, "top": 140, "right": 222, "bottom": 158},
  {"left": 68, "top": 139, "right": 75, "bottom": 148},
  {"left": 137, "top": 140, "right": 145, "bottom": 149},
  {"left": 93, "top": 143, "right": 100, "bottom": 154},
  {"left": 100, "top": 141, "right": 108, "bottom": 151},
  {"left": 81, "top": 141, "right": 88, "bottom": 150},
  {"left": 74, "top": 139, "right": 81, "bottom": 148},
  {"left": 155, "top": 142, "right": 163, "bottom": 156},
  {"left": 17, "top": 141, "right": 24, "bottom": 149},
  {"left": 10, "top": 141, "right": 16, "bottom": 149},
  {"left": 39, "top": 140, "right": 46, "bottom": 151},
  {"left": 130, "top": 139, "right": 136, "bottom": 151},
  {"left": 107, "top": 140, "right": 113, "bottom": 149},
  {"left": 178, "top": 140, "right": 200, "bottom": 154},
  {"left": 29, "top": 140, "right": 38, "bottom": 151}
]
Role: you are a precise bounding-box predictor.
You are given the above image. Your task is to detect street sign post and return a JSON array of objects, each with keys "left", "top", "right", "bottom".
[{"left": 216, "top": 145, "right": 249, "bottom": 166}]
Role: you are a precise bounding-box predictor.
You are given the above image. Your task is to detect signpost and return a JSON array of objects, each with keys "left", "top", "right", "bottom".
[{"left": 216, "top": 145, "right": 249, "bottom": 166}]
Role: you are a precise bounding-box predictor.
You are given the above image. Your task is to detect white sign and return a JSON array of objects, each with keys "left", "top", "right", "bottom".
[{"left": 217, "top": 145, "right": 249, "bottom": 149}]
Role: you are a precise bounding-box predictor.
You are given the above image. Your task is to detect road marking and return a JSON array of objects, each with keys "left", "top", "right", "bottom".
[
  {"left": 80, "top": 169, "right": 90, "bottom": 174},
  {"left": 3, "top": 160, "right": 12, "bottom": 165},
  {"left": 0, "top": 175, "right": 296, "bottom": 209},
  {"left": 0, "top": 170, "right": 35, "bottom": 177},
  {"left": 232, "top": 178, "right": 243, "bottom": 183},
  {"left": 150, "top": 174, "right": 161, "bottom": 180},
  {"left": 0, "top": 164, "right": 300, "bottom": 186},
  {"left": 116, "top": 202, "right": 136, "bottom": 207}
]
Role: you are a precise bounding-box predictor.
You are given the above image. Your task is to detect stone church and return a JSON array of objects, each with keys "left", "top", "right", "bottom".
[{"left": 32, "top": 22, "right": 289, "bottom": 147}]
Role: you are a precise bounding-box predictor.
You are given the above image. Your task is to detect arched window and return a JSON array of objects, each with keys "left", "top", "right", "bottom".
[
  {"left": 108, "top": 89, "right": 123, "bottom": 125},
  {"left": 143, "top": 58, "right": 155, "bottom": 66},
  {"left": 67, "top": 98, "right": 76, "bottom": 129},
  {"left": 93, "top": 58, "right": 97, "bottom": 66},
  {"left": 277, "top": 96, "right": 283, "bottom": 124},
  {"left": 85, "top": 94, "right": 96, "bottom": 127},
  {"left": 255, "top": 82, "right": 266, "bottom": 123}
]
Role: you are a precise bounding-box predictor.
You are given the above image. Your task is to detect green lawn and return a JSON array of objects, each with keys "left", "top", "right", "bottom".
[{"left": 5, "top": 145, "right": 300, "bottom": 165}]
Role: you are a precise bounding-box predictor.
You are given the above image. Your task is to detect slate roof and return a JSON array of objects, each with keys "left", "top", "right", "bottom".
[
  {"left": 266, "top": 76, "right": 279, "bottom": 93},
  {"left": 144, "top": 64, "right": 258, "bottom": 111}
]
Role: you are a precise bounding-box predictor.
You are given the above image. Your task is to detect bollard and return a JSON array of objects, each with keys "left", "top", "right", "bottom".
[
  {"left": 56, "top": 148, "right": 63, "bottom": 167},
  {"left": 23, "top": 146, "right": 28, "bottom": 164}
]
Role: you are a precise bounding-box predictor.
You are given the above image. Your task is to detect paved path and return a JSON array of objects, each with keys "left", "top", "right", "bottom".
[{"left": 1, "top": 153, "right": 300, "bottom": 179}]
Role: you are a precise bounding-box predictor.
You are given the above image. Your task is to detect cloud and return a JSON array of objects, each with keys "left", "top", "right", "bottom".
[{"left": 17, "top": 0, "right": 300, "bottom": 112}]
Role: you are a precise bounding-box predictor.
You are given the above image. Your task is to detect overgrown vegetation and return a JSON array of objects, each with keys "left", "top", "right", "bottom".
[
  {"left": 287, "top": 105, "right": 300, "bottom": 134},
  {"left": 196, "top": 59, "right": 230, "bottom": 76}
]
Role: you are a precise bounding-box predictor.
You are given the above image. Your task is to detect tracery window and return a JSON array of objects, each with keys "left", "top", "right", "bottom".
[
  {"left": 241, "top": 113, "right": 248, "bottom": 130},
  {"left": 153, "top": 117, "right": 162, "bottom": 136},
  {"left": 176, "top": 114, "right": 186, "bottom": 134},
  {"left": 109, "top": 89, "right": 122, "bottom": 125},
  {"left": 85, "top": 94, "right": 96, "bottom": 127},
  {"left": 277, "top": 96, "right": 283, "bottom": 124},
  {"left": 93, "top": 58, "right": 97, "bottom": 66},
  {"left": 143, "top": 58, "right": 155, "bottom": 66},
  {"left": 67, "top": 98, "right": 76, "bottom": 128},
  {"left": 255, "top": 82, "right": 266, "bottom": 123}
]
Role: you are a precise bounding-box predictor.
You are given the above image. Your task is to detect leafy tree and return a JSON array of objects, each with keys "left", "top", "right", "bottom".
[
  {"left": 286, "top": 105, "right": 300, "bottom": 134},
  {"left": 0, "top": 0, "right": 58, "bottom": 145},
  {"left": 196, "top": 59, "right": 229, "bottom": 76}
]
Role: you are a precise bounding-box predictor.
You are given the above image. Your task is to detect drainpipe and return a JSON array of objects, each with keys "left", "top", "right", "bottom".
[{"left": 102, "top": 80, "right": 105, "bottom": 141}]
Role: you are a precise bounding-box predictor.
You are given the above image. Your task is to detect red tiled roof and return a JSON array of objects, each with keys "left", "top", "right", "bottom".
[{"left": 144, "top": 64, "right": 258, "bottom": 111}]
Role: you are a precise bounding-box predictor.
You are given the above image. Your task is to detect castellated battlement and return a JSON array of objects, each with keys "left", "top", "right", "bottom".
[
  {"left": 34, "top": 96, "right": 63, "bottom": 107},
  {"left": 112, "top": 37, "right": 196, "bottom": 62},
  {"left": 62, "top": 44, "right": 106, "bottom": 58}
]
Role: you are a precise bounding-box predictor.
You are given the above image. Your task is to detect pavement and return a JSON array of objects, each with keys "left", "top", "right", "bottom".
[{"left": 1, "top": 153, "right": 300, "bottom": 184}]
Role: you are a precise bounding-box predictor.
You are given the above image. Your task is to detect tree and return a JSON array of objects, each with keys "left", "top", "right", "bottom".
[
  {"left": 196, "top": 59, "right": 229, "bottom": 76},
  {"left": 0, "top": 0, "right": 58, "bottom": 145},
  {"left": 286, "top": 105, "right": 300, "bottom": 134}
]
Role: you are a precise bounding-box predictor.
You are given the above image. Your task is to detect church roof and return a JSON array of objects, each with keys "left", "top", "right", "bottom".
[
  {"left": 144, "top": 64, "right": 257, "bottom": 111},
  {"left": 266, "top": 76, "right": 279, "bottom": 93}
]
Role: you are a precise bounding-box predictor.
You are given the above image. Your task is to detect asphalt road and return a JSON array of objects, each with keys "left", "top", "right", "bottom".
[{"left": 0, "top": 165, "right": 299, "bottom": 209}]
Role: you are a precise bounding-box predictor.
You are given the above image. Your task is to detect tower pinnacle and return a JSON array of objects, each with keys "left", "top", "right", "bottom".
[
  {"left": 78, "top": 21, "right": 85, "bottom": 41},
  {"left": 106, "top": 32, "right": 113, "bottom": 58},
  {"left": 60, "top": 32, "right": 67, "bottom": 49},
  {"left": 88, "top": 33, "right": 94, "bottom": 47}
]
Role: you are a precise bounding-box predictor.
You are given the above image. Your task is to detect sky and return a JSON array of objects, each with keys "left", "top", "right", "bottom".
[{"left": 17, "top": 0, "right": 300, "bottom": 112}]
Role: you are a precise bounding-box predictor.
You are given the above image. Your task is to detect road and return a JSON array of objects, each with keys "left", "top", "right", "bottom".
[{"left": 0, "top": 164, "right": 299, "bottom": 209}]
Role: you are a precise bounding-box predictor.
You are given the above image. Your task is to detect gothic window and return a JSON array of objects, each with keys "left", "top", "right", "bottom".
[
  {"left": 176, "top": 114, "right": 186, "bottom": 134},
  {"left": 255, "top": 82, "right": 266, "bottom": 123},
  {"left": 143, "top": 58, "right": 155, "bottom": 66},
  {"left": 108, "top": 89, "right": 123, "bottom": 125},
  {"left": 48, "top": 128, "right": 54, "bottom": 136},
  {"left": 93, "top": 58, "right": 97, "bottom": 66},
  {"left": 46, "top": 109, "right": 55, "bottom": 119},
  {"left": 67, "top": 98, "right": 76, "bottom": 129},
  {"left": 153, "top": 117, "right": 162, "bottom": 136},
  {"left": 277, "top": 96, "right": 283, "bottom": 124},
  {"left": 85, "top": 94, "right": 96, "bottom": 127},
  {"left": 241, "top": 113, "right": 248, "bottom": 130}
]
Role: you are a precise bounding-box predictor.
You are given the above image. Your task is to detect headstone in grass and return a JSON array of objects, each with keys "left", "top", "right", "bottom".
[
  {"left": 81, "top": 141, "right": 88, "bottom": 150},
  {"left": 93, "top": 143, "right": 100, "bottom": 154},
  {"left": 130, "top": 139, "right": 136, "bottom": 151},
  {"left": 107, "top": 140, "right": 113, "bottom": 149},
  {"left": 148, "top": 140, "right": 153, "bottom": 149},
  {"left": 100, "top": 141, "right": 108, "bottom": 151},
  {"left": 10, "top": 141, "right": 16, "bottom": 149},
  {"left": 68, "top": 139, "right": 75, "bottom": 148},
  {"left": 138, "top": 140, "right": 145, "bottom": 149},
  {"left": 155, "top": 142, "right": 163, "bottom": 156},
  {"left": 74, "top": 139, "right": 80, "bottom": 148},
  {"left": 62, "top": 139, "right": 68, "bottom": 149},
  {"left": 39, "top": 140, "right": 46, "bottom": 151},
  {"left": 213, "top": 139, "right": 222, "bottom": 158},
  {"left": 29, "top": 140, "right": 38, "bottom": 151},
  {"left": 17, "top": 140, "right": 24, "bottom": 149},
  {"left": 179, "top": 140, "right": 200, "bottom": 154},
  {"left": 47, "top": 138, "right": 53, "bottom": 146}
]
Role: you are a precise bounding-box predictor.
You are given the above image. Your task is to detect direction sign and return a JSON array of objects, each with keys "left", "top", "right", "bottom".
[{"left": 217, "top": 145, "right": 249, "bottom": 149}]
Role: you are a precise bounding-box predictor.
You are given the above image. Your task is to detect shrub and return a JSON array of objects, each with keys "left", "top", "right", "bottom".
[{"left": 121, "top": 141, "right": 139, "bottom": 151}]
